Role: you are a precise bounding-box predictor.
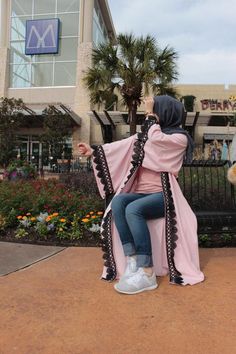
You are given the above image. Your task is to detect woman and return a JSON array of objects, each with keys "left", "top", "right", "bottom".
[{"left": 78, "top": 95, "right": 204, "bottom": 295}]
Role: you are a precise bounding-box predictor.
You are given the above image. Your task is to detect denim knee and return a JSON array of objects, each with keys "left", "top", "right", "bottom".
[
  {"left": 125, "top": 203, "right": 140, "bottom": 219},
  {"left": 111, "top": 195, "right": 125, "bottom": 214}
]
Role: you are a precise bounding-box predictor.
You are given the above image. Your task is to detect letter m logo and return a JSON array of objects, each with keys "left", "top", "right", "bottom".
[{"left": 25, "top": 19, "right": 60, "bottom": 55}]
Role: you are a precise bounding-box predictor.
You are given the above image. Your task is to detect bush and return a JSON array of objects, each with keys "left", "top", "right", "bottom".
[
  {"left": 3, "top": 160, "right": 38, "bottom": 180},
  {"left": 0, "top": 178, "right": 104, "bottom": 244},
  {"left": 59, "top": 171, "right": 99, "bottom": 196}
]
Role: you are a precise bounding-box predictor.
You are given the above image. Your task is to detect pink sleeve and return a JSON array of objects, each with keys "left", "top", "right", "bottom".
[
  {"left": 92, "top": 135, "right": 136, "bottom": 198},
  {"left": 142, "top": 124, "right": 188, "bottom": 176}
]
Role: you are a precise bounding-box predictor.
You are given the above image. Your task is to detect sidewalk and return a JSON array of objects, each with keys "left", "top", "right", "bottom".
[{"left": 0, "top": 245, "right": 235, "bottom": 354}]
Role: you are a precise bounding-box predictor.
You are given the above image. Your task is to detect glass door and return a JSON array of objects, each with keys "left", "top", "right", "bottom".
[{"left": 30, "top": 141, "right": 41, "bottom": 169}]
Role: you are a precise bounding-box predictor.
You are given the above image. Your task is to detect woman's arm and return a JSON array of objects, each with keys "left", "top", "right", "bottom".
[
  {"left": 78, "top": 136, "right": 136, "bottom": 199},
  {"left": 142, "top": 124, "right": 188, "bottom": 176}
]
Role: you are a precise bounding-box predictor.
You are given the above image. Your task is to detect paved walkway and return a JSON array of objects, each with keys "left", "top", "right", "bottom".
[
  {"left": 0, "top": 242, "right": 65, "bottom": 276},
  {"left": 0, "top": 246, "right": 235, "bottom": 354}
]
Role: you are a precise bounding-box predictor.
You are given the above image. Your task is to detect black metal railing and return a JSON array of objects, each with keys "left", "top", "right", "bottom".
[{"left": 178, "top": 160, "right": 236, "bottom": 232}]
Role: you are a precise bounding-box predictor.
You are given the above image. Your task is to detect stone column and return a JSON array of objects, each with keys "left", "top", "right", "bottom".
[
  {"left": 73, "top": 0, "right": 94, "bottom": 154},
  {"left": 73, "top": 42, "right": 93, "bottom": 153},
  {"left": 0, "top": 0, "right": 10, "bottom": 97}
]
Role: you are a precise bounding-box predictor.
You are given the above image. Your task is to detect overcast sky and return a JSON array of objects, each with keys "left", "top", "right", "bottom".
[{"left": 107, "top": 0, "right": 236, "bottom": 85}]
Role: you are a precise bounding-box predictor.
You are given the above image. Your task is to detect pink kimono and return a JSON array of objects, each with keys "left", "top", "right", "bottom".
[{"left": 92, "top": 119, "right": 204, "bottom": 286}]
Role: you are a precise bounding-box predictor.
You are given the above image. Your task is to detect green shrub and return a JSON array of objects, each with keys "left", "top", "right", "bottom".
[{"left": 0, "top": 178, "right": 104, "bottom": 243}]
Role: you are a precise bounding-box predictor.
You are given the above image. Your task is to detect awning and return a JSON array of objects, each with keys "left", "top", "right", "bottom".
[
  {"left": 88, "top": 110, "right": 145, "bottom": 125},
  {"left": 203, "top": 133, "right": 235, "bottom": 141},
  {"left": 22, "top": 103, "right": 81, "bottom": 126}
]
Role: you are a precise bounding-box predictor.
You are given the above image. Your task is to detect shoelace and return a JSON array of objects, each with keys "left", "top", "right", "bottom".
[
  {"left": 127, "top": 258, "right": 137, "bottom": 272},
  {"left": 127, "top": 269, "right": 147, "bottom": 285}
]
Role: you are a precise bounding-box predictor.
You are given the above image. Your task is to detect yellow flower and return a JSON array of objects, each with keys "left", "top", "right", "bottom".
[
  {"left": 60, "top": 218, "right": 66, "bottom": 222},
  {"left": 97, "top": 212, "right": 103, "bottom": 215},
  {"left": 17, "top": 216, "right": 23, "bottom": 220},
  {"left": 81, "top": 218, "right": 89, "bottom": 223},
  {"left": 22, "top": 216, "right": 27, "bottom": 220},
  {"left": 89, "top": 212, "right": 94, "bottom": 214},
  {"left": 30, "top": 217, "right": 36, "bottom": 221},
  {"left": 91, "top": 216, "right": 97, "bottom": 219},
  {"left": 59, "top": 227, "right": 63, "bottom": 232}
]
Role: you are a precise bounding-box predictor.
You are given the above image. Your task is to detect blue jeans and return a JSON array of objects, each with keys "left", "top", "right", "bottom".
[{"left": 111, "top": 192, "right": 165, "bottom": 268}]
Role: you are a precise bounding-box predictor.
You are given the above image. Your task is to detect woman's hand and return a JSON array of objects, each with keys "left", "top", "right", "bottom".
[
  {"left": 144, "top": 96, "right": 154, "bottom": 115},
  {"left": 144, "top": 96, "right": 159, "bottom": 122},
  {"left": 77, "top": 142, "right": 93, "bottom": 157}
]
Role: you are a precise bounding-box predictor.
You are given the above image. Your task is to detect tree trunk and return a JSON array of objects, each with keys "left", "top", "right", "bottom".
[{"left": 129, "top": 100, "right": 137, "bottom": 136}]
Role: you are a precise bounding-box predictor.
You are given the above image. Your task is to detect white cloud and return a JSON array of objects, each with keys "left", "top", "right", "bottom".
[
  {"left": 108, "top": 0, "right": 236, "bottom": 84},
  {"left": 179, "top": 51, "right": 236, "bottom": 84}
]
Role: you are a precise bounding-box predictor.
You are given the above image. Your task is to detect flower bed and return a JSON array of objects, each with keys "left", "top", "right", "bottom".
[
  {"left": 0, "top": 175, "right": 234, "bottom": 247},
  {"left": 0, "top": 177, "right": 104, "bottom": 246}
]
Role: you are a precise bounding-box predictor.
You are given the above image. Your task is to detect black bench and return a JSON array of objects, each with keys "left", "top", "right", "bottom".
[{"left": 178, "top": 160, "right": 236, "bottom": 234}]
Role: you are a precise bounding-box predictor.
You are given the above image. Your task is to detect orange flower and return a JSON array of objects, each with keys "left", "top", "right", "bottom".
[
  {"left": 60, "top": 218, "right": 66, "bottom": 222},
  {"left": 97, "top": 212, "right": 103, "bottom": 215},
  {"left": 52, "top": 212, "right": 59, "bottom": 217},
  {"left": 91, "top": 216, "right": 97, "bottom": 219},
  {"left": 17, "top": 216, "right": 23, "bottom": 220},
  {"left": 89, "top": 212, "right": 94, "bottom": 214},
  {"left": 85, "top": 215, "right": 90, "bottom": 218},
  {"left": 81, "top": 218, "right": 89, "bottom": 223},
  {"left": 46, "top": 216, "right": 52, "bottom": 222}
]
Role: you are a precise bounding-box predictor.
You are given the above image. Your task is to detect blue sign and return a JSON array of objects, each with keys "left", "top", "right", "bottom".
[{"left": 25, "top": 18, "right": 60, "bottom": 55}]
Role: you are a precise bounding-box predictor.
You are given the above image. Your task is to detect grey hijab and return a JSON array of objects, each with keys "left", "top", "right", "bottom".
[{"left": 153, "top": 95, "right": 194, "bottom": 163}]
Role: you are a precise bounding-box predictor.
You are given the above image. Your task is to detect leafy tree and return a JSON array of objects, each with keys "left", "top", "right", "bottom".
[
  {"left": 40, "top": 106, "right": 73, "bottom": 159},
  {"left": 0, "top": 97, "right": 25, "bottom": 167},
  {"left": 83, "top": 33, "right": 178, "bottom": 135}
]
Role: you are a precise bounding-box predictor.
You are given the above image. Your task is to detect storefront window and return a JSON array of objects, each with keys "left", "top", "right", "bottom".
[
  {"left": 93, "top": 0, "right": 108, "bottom": 47},
  {"left": 34, "top": 0, "right": 56, "bottom": 15},
  {"left": 12, "top": 0, "right": 32, "bottom": 16},
  {"left": 32, "top": 63, "right": 54, "bottom": 87},
  {"left": 54, "top": 62, "right": 77, "bottom": 86},
  {"left": 57, "top": 0, "right": 80, "bottom": 13},
  {"left": 55, "top": 38, "right": 78, "bottom": 61},
  {"left": 10, "top": 64, "right": 31, "bottom": 88},
  {"left": 57, "top": 13, "right": 80, "bottom": 36},
  {"left": 10, "top": 0, "right": 80, "bottom": 88}
]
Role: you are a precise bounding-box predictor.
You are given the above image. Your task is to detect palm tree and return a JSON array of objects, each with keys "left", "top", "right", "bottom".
[{"left": 83, "top": 33, "right": 178, "bottom": 135}]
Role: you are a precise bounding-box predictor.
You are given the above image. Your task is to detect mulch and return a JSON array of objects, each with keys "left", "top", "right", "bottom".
[
  {"left": 0, "top": 228, "right": 235, "bottom": 248},
  {"left": 0, "top": 228, "right": 101, "bottom": 248}
]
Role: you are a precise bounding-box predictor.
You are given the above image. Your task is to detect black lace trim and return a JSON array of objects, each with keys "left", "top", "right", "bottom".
[
  {"left": 100, "top": 210, "right": 116, "bottom": 281},
  {"left": 161, "top": 172, "right": 184, "bottom": 285},
  {"left": 93, "top": 118, "right": 157, "bottom": 282},
  {"left": 121, "top": 117, "right": 157, "bottom": 188},
  {"left": 92, "top": 145, "right": 114, "bottom": 196}
]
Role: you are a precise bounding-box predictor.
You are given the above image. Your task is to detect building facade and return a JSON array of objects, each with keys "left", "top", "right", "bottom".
[
  {"left": 176, "top": 84, "right": 236, "bottom": 160},
  {"left": 0, "top": 0, "right": 235, "bottom": 167},
  {"left": 0, "top": 0, "right": 115, "bottom": 168}
]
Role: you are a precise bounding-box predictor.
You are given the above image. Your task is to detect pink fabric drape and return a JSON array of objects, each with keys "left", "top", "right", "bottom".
[{"left": 92, "top": 124, "right": 204, "bottom": 285}]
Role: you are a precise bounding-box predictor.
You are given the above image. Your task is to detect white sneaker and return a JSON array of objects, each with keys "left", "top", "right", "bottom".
[
  {"left": 119, "top": 256, "right": 138, "bottom": 282},
  {"left": 114, "top": 267, "right": 158, "bottom": 295}
]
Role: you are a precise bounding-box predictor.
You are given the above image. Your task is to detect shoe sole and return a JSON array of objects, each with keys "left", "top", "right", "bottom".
[{"left": 114, "top": 283, "right": 158, "bottom": 295}]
